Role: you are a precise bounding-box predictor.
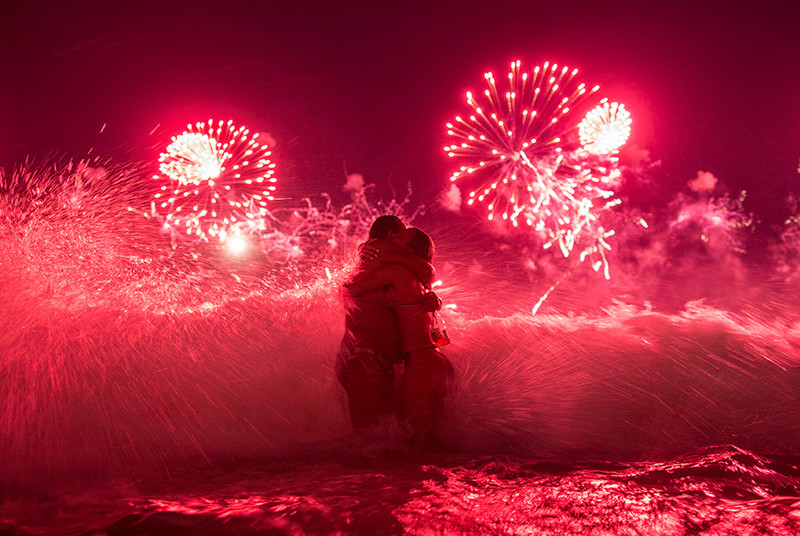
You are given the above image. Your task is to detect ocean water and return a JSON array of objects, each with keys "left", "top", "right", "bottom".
[
  {"left": 3, "top": 448, "right": 800, "bottom": 535},
  {"left": 2, "top": 163, "right": 799, "bottom": 534}
]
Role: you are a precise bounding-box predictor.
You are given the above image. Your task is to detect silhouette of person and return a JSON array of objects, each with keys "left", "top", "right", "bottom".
[
  {"left": 345, "top": 227, "right": 453, "bottom": 447},
  {"left": 336, "top": 216, "right": 438, "bottom": 430}
]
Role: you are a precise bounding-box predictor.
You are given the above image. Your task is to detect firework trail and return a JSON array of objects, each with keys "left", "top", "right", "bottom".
[
  {"left": 153, "top": 120, "right": 277, "bottom": 244},
  {"left": 444, "top": 61, "right": 631, "bottom": 280}
]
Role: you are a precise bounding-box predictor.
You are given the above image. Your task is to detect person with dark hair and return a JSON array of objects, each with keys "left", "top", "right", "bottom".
[
  {"left": 345, "top": 227, "right": 453, "bottom": 447},
  {"left": 367, "top": 215, "right": 405, "bottom": 240},
  {"left": 403, "top": 227, "right": 434, "bottom": 263},
  {"left": 336, "top": 216, "right": 439, "bottom": 430}
]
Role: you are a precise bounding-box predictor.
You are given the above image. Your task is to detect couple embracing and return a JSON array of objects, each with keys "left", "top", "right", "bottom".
[{"left": 336, "top": 216, "right": 453, "bottom": 448}]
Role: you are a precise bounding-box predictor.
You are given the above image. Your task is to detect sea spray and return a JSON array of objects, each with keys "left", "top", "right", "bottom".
[{"left": 2, "top": 160, "right": 799, "bottom": 489}]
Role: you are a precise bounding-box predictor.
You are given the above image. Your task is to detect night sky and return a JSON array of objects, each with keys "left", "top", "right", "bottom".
[{"left": 1, "top": 1, "right": 798, "bottom": 230}]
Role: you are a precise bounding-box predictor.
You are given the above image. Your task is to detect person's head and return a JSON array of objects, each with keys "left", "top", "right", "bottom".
[
  {"left": 368, "top": 215, "right": 405, "bottom": 240},
  {"left": 402, "top": 227, "right": 434, "bottom": 263}
]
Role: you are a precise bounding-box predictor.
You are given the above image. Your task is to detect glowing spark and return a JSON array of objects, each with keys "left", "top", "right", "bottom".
[
  {"left": 225, "top": 234, "right": 248, "bottom": 255},
  {"left": 579, "top": 101, "right": 632, "bottom": 155},
  {"left": 153, "top": 119, "right": 277, "bottom": 242}
]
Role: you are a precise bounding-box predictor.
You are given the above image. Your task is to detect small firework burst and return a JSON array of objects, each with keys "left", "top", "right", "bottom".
[
  {"left": 444, "top": 60, "right": 630, "bottom": 278},
  {"left": 153, "top": 119, "right": 277, "bottom": 242},
  {"left": 579, "top": 100, "right": 632, "bottom": 155}
]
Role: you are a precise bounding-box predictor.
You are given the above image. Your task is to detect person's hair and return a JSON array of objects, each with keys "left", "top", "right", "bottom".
[
  {"left": 406, "top": 227, "right": 434, "bottom": 263},
  {"left": 369, "top": 215, "right": 404, "bottom": 239}
]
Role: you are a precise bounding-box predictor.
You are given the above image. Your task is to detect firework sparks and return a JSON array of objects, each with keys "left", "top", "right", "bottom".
[
  {"left": 444, "top": 60, "right": 630, "bottom": 281},
  {"left": 579, "top": 100, "right": 631, "bottom": 155},
  {"left": 153, "top": 119, "right": 277, "bottom": 243},
  {"left": 669, "top": 190, "right": 753, "bottom": 255}
]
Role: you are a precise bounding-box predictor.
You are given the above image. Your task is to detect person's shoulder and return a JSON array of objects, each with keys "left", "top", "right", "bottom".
[{"left": 380, "top": 262, "right": 415, "bottom": 279}]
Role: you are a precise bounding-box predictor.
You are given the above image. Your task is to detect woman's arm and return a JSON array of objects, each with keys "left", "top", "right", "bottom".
[{"left": 361, "top": 240, "right": 435, "bottom": 286}]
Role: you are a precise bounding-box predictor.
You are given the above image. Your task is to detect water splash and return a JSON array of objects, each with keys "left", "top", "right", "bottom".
[{"left": 1, "top": 159, "right": 798, "bottom": 491}]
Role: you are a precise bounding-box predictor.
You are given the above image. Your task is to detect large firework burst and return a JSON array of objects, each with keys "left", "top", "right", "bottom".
[
  {"left": 153, "top": 119, "right": 277, "bottom": 242},
  {"left": 444, "top": 60, "right": 630, "bottom": 275}
]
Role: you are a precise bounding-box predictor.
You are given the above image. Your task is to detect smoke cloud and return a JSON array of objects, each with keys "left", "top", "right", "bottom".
[
  {"left": 688, "top": 170, "right": 718, "bottom": 193},
  {"left": 260, "top": 132, "right": 278, "bottom": 148},
  {"left": 343, "top": 173, "right": 365, "bottom": 193},
  {"left": 440, "top": 183, "right": 462, "bottom": 212},
  {"left": 620, "top": 143, "right": 652, "bottom": 169}
]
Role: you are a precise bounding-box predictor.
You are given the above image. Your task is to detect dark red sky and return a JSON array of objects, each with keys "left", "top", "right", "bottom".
[{"left": 1, "top": 1, "right": 798, "bottom": 226}]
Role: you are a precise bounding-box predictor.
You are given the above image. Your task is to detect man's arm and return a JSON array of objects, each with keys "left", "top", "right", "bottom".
[
  {"left": 344, "top": 264, "right": 409, "bottom": 297},
  {"left": 361, "top": 239, "right": 435, "bottom": 286},
  {"left": 347, "top": 263, "right": 441, "bottom": 312}
]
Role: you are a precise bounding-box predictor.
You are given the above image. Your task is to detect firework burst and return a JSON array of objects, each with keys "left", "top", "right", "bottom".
[
  {"left": 153, "top": 119, "right": 277, "bottom": 243},
  {"left": 444, "top": 60, "right": 630, "bottom": 278},
  {"left": 579, "top": 100, "right": 632, "bottom": 155}
]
